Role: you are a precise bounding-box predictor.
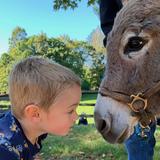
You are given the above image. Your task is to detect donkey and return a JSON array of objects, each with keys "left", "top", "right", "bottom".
[{"left": 94, "top": 0, "right": 160, "bottom": 143}]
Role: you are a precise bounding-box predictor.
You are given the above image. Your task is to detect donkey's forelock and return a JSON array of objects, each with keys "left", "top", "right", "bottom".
[{"left": 111, "top": 0, "right": 160, "bottom": 38}]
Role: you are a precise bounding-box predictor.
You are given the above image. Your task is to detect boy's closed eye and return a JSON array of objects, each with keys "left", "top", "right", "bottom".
[
  {"left": 68, "top": 110, "right": 74, "bottom": 114},
  {"left": 67, "top": 104, "right": 79, "bottom": 114}
]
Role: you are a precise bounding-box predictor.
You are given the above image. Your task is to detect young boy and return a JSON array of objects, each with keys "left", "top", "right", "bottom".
[{"left": 0, "top": 56, "right": 81, "bottom": 160}]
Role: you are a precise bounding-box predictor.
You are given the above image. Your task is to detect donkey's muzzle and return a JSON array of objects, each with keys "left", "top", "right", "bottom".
[{"left": 94, "top": 94, "right": 134, "bottom": 143}]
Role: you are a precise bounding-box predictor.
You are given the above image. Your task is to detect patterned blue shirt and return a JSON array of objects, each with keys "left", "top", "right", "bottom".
[{"left": 0, "top": 111, "right": 47, "bottom": 160}]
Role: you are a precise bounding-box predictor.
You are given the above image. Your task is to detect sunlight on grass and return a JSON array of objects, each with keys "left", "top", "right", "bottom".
[
  {"left": 76, "top": 93, "right": 96, "bottom": 124},
  {"left": 77, "top": 105, "right": 94, "bottom": 124},
  {"left": 154, "top": 127, "right": 160, "bottom": 159},
  {"left": 40, "top": 125, "right": 128, "bottom": 160},
  {"left": 40, "top": 125, "right": 160, "bottom": 160},
  {"left": 2, "top": 93, "right": 159, "bottom": 160},
  {"left": 0, "top": 100, "right": 10, "bottom": 105},
  {"left": 40, "top": 94, "right": 160, "bottom": 160}
]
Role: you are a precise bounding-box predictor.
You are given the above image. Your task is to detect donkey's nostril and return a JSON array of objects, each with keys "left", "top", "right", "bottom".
[
  {"left": 94, "top": 111, "right": 111, "bottom": 134},
  {"left": 97, "top": 119, "right": 111, "bottom": 133},
  {"left": 101, "top": 120, "right": 106, "bottom": 131}
]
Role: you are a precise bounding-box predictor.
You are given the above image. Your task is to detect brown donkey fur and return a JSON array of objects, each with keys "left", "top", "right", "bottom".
[{"left": 94, "top": 0, "right": 160, "bottom": 143}]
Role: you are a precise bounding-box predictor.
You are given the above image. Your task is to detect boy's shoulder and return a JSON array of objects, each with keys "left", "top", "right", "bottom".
[
  {"left": 0, "top": 111, "right": 22, "bottom": 141},
  {"left": 0, "top": 111, "right": 32, "bottom": 147},
  {"left": 0, "top": 111, "right": 23, "bottom": 159},
  {"left": 0, "top": 111, "right": 47, "bottom": 159}
]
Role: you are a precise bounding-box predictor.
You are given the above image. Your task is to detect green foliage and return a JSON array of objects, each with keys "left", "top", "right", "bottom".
[
  {"left": 0, "top": 53, "right": 14, "bottom": 93},
  {"left": 81, "top": 80, "right": 91, "bottom": 90},
  {"left": 44, "top": 36, "right": 86, "bottom": 77},
  {"left": 83, "top": 45, "right": 105, "bottom": 90},
  {"left": 9, "top": 26, "right": 27, "bottom": 49},
  {"left": 88, "top": 26, "right": 105, "bottom": 53},
  {"left": 90, "top": 51, "right": 105, "bottom": 90},
  {"left": 53, "top": 0, "right": 98, "bottom": 10},
  {"left": 0, "top": 26, "right": 105, "bottom": 93},
  {"left": 88, "top": 29, "right": 105, "bottom": 88}
]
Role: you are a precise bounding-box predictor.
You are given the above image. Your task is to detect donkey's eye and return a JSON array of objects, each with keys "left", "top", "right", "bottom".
[{"left": 124, "top": 37, "right": 147, "bottom": 55}]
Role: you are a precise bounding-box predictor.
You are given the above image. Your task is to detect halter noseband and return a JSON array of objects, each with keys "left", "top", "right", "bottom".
[{"left": 99, "top": 81, "right": 160, "bottom": 136}]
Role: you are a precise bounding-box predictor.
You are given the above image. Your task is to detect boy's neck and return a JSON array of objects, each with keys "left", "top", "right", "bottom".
[{"left": 18, "top": 118, "right": 42, "bottom": 145}]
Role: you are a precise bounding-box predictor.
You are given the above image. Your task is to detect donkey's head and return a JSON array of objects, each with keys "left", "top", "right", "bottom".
[{"left": 94, "top": 0, "right": 160, "bottom": 143}]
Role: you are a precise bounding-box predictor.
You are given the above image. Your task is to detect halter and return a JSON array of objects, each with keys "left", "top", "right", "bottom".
[{"left": 99, "top": 80, "right": 160, "bottom": 137}]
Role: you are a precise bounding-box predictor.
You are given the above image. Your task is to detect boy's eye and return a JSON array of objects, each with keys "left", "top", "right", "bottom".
[{"left": 68, "top": 110, "right": 74, "bottom": 114}]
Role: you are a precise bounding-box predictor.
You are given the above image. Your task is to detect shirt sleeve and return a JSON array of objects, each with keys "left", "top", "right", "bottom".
[{"left": 0, "top": 145, "right": 20, "bottom": 160}]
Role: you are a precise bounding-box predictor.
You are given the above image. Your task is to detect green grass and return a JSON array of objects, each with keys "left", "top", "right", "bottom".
[
  {"left": 154, "top": 128, "right": 160, "bottom": 158},
  {"left": 40, "top": 94, "right": 160, "bottom": 159},
  {"left": 2, "top": 94, "right": 160, "bottom": 159},
  {"left": 0, "top": 101, "right": 10, "bottom": 111},
  {"left": 76, "top": 94, "right": 97, "bottom": 124},
  {"left": 40, "top": 126, "right": 160, "bottom": 160},
  {"left": 40, "top": 125, "right": 127, "bottom": 160},
  {"left": 0, "top": 100, "right": 10, "bottom": 105}
]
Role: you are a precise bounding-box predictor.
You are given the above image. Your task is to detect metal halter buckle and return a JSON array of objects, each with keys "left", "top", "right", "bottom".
[
  {"left": 128, "top": 93, "right": 147, "bottom": 113},
  {"left": 138, "top": 125, "right": 150, "bottom": 138}
]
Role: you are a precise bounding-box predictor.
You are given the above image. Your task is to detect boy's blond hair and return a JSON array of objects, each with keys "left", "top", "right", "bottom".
[{"left": 9, "top": 56, "right": 81, "bottom": 119}]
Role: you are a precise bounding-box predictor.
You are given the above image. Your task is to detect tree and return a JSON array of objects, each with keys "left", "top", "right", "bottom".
[
  {"left": 8, "top": 34, "right": 86, "bottom": 78},
  {"left": 0, "top": 25, "right": 106, "bottom": 92},
  {"left": 9, "top": 26, "right": 27, "bottom": 49},
  {"left": 0, "top": 53, "right": 14, "bottom": 93},
  {"left": 46, "top": 36, "right": 85, "bottom": 78},
  {"left": 89, "top": 51, "right": 105, "bottom": 90},
  {"left": 53, "top": 0, "right": 99, "bottom": 10},
  {"left": 87, "top": 26, "right": 105, "bottom": 53}
]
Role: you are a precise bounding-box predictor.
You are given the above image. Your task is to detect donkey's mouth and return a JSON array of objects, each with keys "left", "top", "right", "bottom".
[
  {"left": 117, "top": 127, "right": 129, "bottom": 143},
  {"left": 101, "top": 127, "right": 129, "bottom": 144}
]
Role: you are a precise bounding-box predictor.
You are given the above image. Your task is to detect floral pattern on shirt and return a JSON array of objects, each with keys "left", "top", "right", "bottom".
[{"left": 0, "top": 111, "right": 47, "bottom": 160}]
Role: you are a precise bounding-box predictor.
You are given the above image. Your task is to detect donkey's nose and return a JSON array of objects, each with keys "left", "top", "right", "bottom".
[{"left": 94, "top": 113, "right": 111, "bottom": 133}]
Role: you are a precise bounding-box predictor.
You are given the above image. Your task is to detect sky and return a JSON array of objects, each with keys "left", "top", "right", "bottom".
[{"left": 0, "top": 0, "right": 100, "bottom": 55}]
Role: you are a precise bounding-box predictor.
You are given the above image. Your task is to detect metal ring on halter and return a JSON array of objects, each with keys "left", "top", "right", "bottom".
[{"left": 128, "top": 93, "right": 147, "bottom": 113}]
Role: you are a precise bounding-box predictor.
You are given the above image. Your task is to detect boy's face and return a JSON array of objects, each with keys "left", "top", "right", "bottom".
[{"left": 40, "top": 84, "right": 81, "bottom": 136}]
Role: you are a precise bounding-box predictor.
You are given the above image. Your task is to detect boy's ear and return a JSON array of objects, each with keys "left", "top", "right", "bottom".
[{"left": 24, "top": 104, "right": 40, "bottom": 121}]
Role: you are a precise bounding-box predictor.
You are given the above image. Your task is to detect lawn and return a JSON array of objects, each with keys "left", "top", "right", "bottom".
[
  {"left": 39, "top": 94, "right": 160, "bottom": 160},
  {"left": 40, "top": 125, "right": 160, "bottom": 160},
  {"left": 77, "top": 93, "right": 97, "bottom": 124},
  {"left": 1, "top": 94, "right": 160, "bottom": 159}
]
